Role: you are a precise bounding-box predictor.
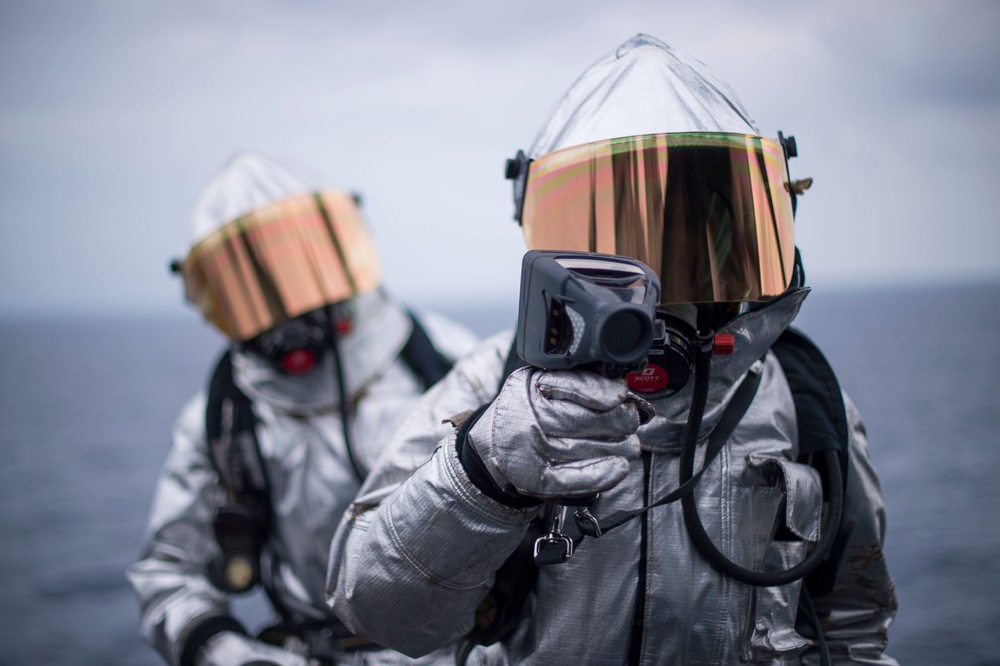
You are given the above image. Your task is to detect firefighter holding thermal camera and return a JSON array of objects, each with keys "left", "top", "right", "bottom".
[{"left": 325, "top": 36, "right": 897, "bottom": 665}]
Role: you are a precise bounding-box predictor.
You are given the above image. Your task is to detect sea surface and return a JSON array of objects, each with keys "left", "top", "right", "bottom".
[{"left": 0, "top": 283, "right": 998, "bottom": 665}]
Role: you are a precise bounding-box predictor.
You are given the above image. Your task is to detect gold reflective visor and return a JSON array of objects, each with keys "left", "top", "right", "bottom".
[
  {"left": 181, "top": 190, "right": 381, "bottom": 340},
  {"left": 521, "top": 133, "right": 795, "bottom": 305}
]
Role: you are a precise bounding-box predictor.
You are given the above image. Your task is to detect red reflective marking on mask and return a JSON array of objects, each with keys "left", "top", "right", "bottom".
[
  {"left": 626, "top": 363, "right": 669, "bottom": 393},
  {"left": 281, "top": 348, "right": 317, "bottom": 374}
]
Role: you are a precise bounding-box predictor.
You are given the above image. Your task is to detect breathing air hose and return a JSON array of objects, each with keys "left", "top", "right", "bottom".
[
  {"left": 325, "top": 304, "right": 367, "bottom": 484},
  {"left": 679, "top": 321, "right": 845, "bottom": 588}
]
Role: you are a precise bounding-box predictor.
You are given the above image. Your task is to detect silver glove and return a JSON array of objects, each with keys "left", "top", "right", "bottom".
[
  {"left": 469, "top": 366, "right": 649, "bottom": 500},
  {"left": 194, "top": 631, "right": 309, "bottom": 666}
]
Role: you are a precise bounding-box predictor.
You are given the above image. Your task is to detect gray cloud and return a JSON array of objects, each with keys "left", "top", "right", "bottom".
[
  {"left": 822, "top": 1, "right": 1000, "bottom": 105},
  {"left": 1, "top": 0, "right": 997, "bottom": 317}
]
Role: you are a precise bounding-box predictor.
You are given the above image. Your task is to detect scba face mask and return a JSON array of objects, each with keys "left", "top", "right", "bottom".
[
  {"left": 625, "top": 307, "right": 697, "bottom": 398},
  {"left": 241, "top": 304, "right": 354, "bottom": 376}
]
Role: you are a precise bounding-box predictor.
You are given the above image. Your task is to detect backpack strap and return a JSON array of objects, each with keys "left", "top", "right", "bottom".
[
  {"left": 771, "top": 326, "right": 851, "bottom": 596},
  {"left": 399, "top": 313, "right": 454, "bottom": 390},
  {"left": 459, "top": 341, "right": 542, "bottom": 648},
  {"left": 771, "top": 327, "right": 850, "bottom": 482},
  {"left": 205, "top": 350, "right": 271, "bottom": 594}
]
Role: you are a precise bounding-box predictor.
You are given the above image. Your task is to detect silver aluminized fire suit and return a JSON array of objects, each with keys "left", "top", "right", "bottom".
[
  {"left": 128, "top": 290, "right": 478, "bottom": 666},
  {"left": 326, "top": 289, "right": 898, "bottom": 664}
]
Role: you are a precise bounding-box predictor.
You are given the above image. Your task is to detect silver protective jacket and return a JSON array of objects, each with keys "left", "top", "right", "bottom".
[
  {"left": 327, "top": 289, "right": 898, "bottom": 665},
  {"left": 128, "top": 290, "right": 478, "bottom": 666}
]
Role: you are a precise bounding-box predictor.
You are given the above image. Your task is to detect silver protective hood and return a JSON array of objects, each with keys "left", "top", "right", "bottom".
[
  {"left": 528, "top": 34, "right": 758, "bottom": 159},
  {"left": 190, "top": 151, "right": 317, "bottom": 246},
  {"left": 233, "top": 289, "right": 411, "bottom": 416},
  {"left": 640, "top": 288, "right": 809, "bottom": 452}
]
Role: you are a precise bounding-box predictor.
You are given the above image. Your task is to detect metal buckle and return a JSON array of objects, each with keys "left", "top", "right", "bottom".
[
  {"left": 533, "top": 504, "right": 573, "bottom": 565},
  {"left": 533, "top": 533, "right": 574, "bottom": 565}
]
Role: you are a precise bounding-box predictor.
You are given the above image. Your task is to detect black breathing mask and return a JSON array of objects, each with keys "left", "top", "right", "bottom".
[
  {"left": 625, "top": 309, "right": 697, "bottom": 397},
  {"left": 240, "top": 304, "right": 354, "bottom": 375},
  {"left": 629, "top": 304, "right": 739, "bottom": 399}
]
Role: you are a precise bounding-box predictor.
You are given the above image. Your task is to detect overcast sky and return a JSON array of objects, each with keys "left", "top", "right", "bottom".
[{"left": 1, "top": 1, "right": 998, "bottom": 319}]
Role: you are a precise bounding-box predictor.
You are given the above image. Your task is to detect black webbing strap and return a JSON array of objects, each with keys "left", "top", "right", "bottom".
[
  {"left": 400, "top": 313, "right": 454, "bottom": 390},
  {"left": 204, "top": 349, "right": 271, "bottom": 595},
  {"left": 771, "top": 326, "right": 851, "bottom": 596},
  {"left": 771, "top": 327, "right": 850, "bottom": 485},
  {"left": 577, "top": 363, "right": 763, "bottom": 538},
  {"left": 205, "top": 349, "right": 268, "bottom": 500}
]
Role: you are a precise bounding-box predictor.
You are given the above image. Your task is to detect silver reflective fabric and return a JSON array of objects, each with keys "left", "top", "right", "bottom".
[
  {"left": 470, "top": 366, "right": 643, "bottom": 499},
  {"left": 233, "top": 290, "right": 413, "bottom": 415},
  {"left": 127, "top": 290, "right": 479, "bottom": 666},
  {"left": 190, "top": 151, "right": 316, "bottom": 245},
  {"left": 195, "top": 632, "right": 307, "bottom": 666},
  {"left": 327, "top": 295, "right": 898, "bottom": 664},
  {"left": 529, "top": 34, "right": 758, "bottom": 159}
]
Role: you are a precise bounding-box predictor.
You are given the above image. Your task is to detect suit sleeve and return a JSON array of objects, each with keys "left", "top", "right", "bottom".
[
  {"left": 325, "top": 336, "right": 537, "bottom": 657},
  {"left": 126, "top": 395, "right": 245, "bottom": 666}
]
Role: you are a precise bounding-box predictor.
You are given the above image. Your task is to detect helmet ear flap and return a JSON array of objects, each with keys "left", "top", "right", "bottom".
[{"left": 505, "top": 150, "right": 531, "bottom": 225}]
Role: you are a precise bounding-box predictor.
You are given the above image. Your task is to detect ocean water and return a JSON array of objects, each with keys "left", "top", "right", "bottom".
[{"left": 0, "top": 283, "right": 997, "bottom": 665}]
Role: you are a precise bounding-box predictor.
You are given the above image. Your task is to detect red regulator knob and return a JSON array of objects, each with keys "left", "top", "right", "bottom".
[{"left": 713, "top": 334, "right": 735, "bottom": 355}]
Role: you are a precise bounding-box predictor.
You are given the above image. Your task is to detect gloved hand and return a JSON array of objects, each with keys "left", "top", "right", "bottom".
[
  {"left": 468, "top": 366, "right": 650, "bottom": 500},
  {"left": 194, "top": 631, "right": 309, "bottom": 666}
]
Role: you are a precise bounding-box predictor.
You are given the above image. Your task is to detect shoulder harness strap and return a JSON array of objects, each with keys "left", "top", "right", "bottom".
[
  {"left": 462, "top": 342, "right": 539, "bottom": 647},
  {"left": 771, "top": 327, "right": 850, "bottom": 477},
  {"left": 399, "top": 312, "right": 454, "bottom": 390},
  {"left": 771, "top": 326, "right": 851, "bottom": 596},
  {"left": 205, "top": 349, "right": 271, "bottom": 594}
]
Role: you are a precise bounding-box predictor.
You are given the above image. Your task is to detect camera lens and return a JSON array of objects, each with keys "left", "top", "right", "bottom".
[{"left": 601, "top": 309, "right": 646, "bottom": 359}]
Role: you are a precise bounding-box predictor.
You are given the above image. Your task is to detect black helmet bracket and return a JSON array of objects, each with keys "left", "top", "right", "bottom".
[{"left": 505, "top": 150, "right": 532, "bottom": 226}]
